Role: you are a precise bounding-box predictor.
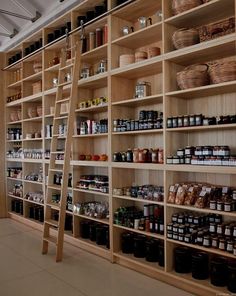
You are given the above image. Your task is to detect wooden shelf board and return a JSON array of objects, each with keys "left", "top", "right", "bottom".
[
  {"left": 22, "top": 49, "right": 42, "bottom": 63},
  {"left": 166, "top": 203, "right": 236, "bottom": 218},
  {"left": 6, "top": 139, "right": 22, "bottom": 143},
  {"left": 112, "top": 0, "right": 161, "bottom": 21},
  {"left": 7, "top": 120, "right": 22, "bottom": 125},
  {"left": 23, "top": 180, "right": 43, "bottom": 185},
  {"left": 112, "top": 129, "right": 163, "bottom": 136},
  {"left": 165, "top": 0, "right": 235, "bottom": 27},
  {"left": 165, "top": 34, "right": 236, "bottom": 65},
  {"left": 113, "top": 251, "right": 165, "bottom": 273},
  {"left": 8, "top": 194, "right": 23, "bottom": 200},
  {"left": 81, "top": 44, "right": 108, "bottom": 63},
  {"left": 167, "top": 238, "right": 236, "bottom": 260},
  {"left": 6, "top": 92, "right": 42, "bottom": 107},
  {"left": 7, "top": 80, "right": 22, "bottom": 89},
  {"left": 112, "top": 162, "right": 164, "bottom": 170},
  {"left": 74, "top": 213, "right": 109, "bottom": 225},
  {"left": 7, "top": 177, "right": 22, "bottom": 182},
  {"left": 112, "top": 22, "right": 162, "bottom": 49},
  {"left": 165, "top": 164, "right": 236, "bottom": 174},
  {"left": 166, "top": 123, "right": 236, "bottom": 133},
  {"left": 166, "top": 80, "right": 236, "bottom": 98},
  {"left": 112, "top": 94, "right": 163, "bottom": 107},
  {"left": 75, "top": 104, "right": 108, "bottom": 113},
  {"left": 6, "top": 158, "right": 22, "bottom": 162},
  {"left": 71, "top": 160, "right": 109, "bottom": 167},
  {"left": 23, "top": 71, "right": 42, "bottom": 82},
  {"left": 44, "top": 64, "right": 60, "bottom": 72},
  {"left": 24, "top": 199, "right": 44, "bottom": 206},
  {"left": 73, "top": 133, "right": 108, "bottom": 138},
  {"left": 111, "top": 57, "right": 162, "bottom": 79},
  {"left": 73, "top": 188, "right": 109, "bottom": 197},
  {"left": 4, "top": 61, "right": 22, "bottom": 71},
  {"left": 23, "top": 138, "right": 42, "bottom": 142},
  {"left": 78, "top": 72, "right": 108, "bottom": 89},
  {"left": 23, "top": 159, "right": 43, "bottom": 163},
  {"left": 113, "top": 195, "right": 164, "bottom": 206},
  {"left": 22, "top": 116, "right": 43, "bottom": 122},
  {"left": 113, "top": 224, "right": 164, "bottom": 240}
]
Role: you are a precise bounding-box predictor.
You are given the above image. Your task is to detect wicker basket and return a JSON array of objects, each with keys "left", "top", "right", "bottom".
[
  {"left": 10, "top": 111, "right": 18, "bottom": 122},
  {"left": 36, "top": 106, "right": 42, "bottom": 117},
  {"left": 172, "top": 28, "right": 199, "bottom": 49},
  {"left": 27, "top": 106, "right": 37, "bottom": 118},
  {"left": 17, "top": 109, "right": 22, "bottom": 120},
  {"left": 177, "top": 64, "right": 209, "bottom": 90},
  {"left": 209, "top": 61, "right": 236, "bottom": 84},
  {"left": 172, "top": 0, "right": 202, "bottom": 15},
  {"left": 199, "top": 17, "right": 235, "bottom": 42}
]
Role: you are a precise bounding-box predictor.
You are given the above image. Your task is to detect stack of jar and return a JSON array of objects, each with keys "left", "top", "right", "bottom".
[
  {"left": 7, "top": 128, "right": 22, "bottom": 141},
  {"left": 83, "top": 25, "right": 108, "bottom": 53},
  {"left": 53, "top": 173, "right": 72, "bottom": 187},
  {"left": 114, "top": 205, "right": 164, "bottom": 235},
  {"left": 7, "top": 167, "right": 22, "bottom": 179},
  {"left": 168, "top": 183, "right": 236, "bottom": 212},
  {"left": 6, "top": 147, "right": 23, "bottom": 159},
  {"left": 167, "top": 145, "right": 236, "bottom": 166},
  {"left": 78, "top": 118, "right": 108, "bottom": 135},
  {"left": 121, "top": 232, "right": 165, "bottom": 266},
  {"left": 113, "top": 185, "right": 164, "bottom": 202},
  {"left": 73, "top": 201, "right": 109, "bottom": 219},
  {"left": 23, "top": 149, "right": 43, "bottom": 159},
  {"left": 11, "top": 199, "right": 23, "bottom": 215},
  {"left": 24, "top": 191, "right": 44, "bottom": 204},
  {"left": 28, "top": 205, "right": 44, "bottom": 222},
  {"left": 113, "top": 110, "right": 163, "bottom": 133},
  {"left": 25, "top": 169, "right": 43, "bottom": 183},
  {"left": 7, "top": 92, "right": 22, "bottom": 103},
  {"left": 167, "top": 212, "right": 236, "bottom": 255},
  {"left": 113, "top": 147, "right": 164, "bottom": 163},
  {"left": 9, "top": 183, "right": 23, "bottom": 198},
  {"left": 76, "top": 175, "right": 109, "bottom": 193},
  {"left": 167, "top": 113, "right": 236, "bottom": 129}
]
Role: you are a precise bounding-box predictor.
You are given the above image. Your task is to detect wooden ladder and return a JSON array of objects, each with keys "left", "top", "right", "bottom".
[{"left": 42, "top": 42, "right": 81, "bottom": 262}]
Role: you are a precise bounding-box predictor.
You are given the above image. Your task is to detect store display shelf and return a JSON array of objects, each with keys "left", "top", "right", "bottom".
[
  {"left": 166, "top": 80, "right": 236, "bottom": 99},
  {"left": 165, "top": 164, "right": 236, "bottom": 174},
  {"left": 23, "top": 71, "right": 42, "bottom": 82},
  {"left": 111, "top": 56, "right": 162, "bottom": 79},
  {"left": 112, "top": 129, "right": 163, "bottom": 136},
  {"left": 73, "top": 188, "right": 109, "bottom": 197},
  {"left": 23, "top": 180, "right": 43, "bottom": 185},
  {"left": 113, "top": 224, "right": 164, "bottom": 240},
  {"left": 112, "top": 162, "right": 164, "bottom": 170},
  {"left": 164, "top": 0, "right": 234, "bottom": 27},
  {"left": 113, "top": 195, "right": 164, "bottom": 206},
  {"left": 78, "top": 72, "right": 108, "bottom": 89},
  {"left": 74, "top": 213, "right": 109, "bottom": 225},
  {"left": 112, "top": 21, "right": 162, "bottom": 49},
  {"left": 81, "top": 44, "right": 108, "bottom": 63},
  {"left": 112, "top": 94, "right": 163, "bottom": 107},
  {"left": 71, "top": 160, "right": 109, "bottom": 167},
  {"left": 166, "top": 123, "right": 236, "bottom": 133},
  {"left": 7, "top": 80, "right": 22, "bottom": 89},
  {"left": 7, "top": 177, "right": 22, "bottom": 181},
  {"left": 167, "top": 203, "right": 236, "bottom": 218},
  {"left": 113, "top": 251, "right": 165, "bottom": 273},
  {"left": 75, "top": 104, "right": 108, "bottom": 113},
  {"left": 73, "top": 133, "right": 108, "bottom": 138},
  {"left": 165, "top": 33, "right": 236, "bottom": 65},
  {"left": 6, "top": 92, "right": 43, "bottom": 107},
  {"left": 8, "top": 194, "right": 23, "bottom": 200},
  {"left": 22, "top": 116, "right": 43, "bottom": 122},
  {"left": 24, "top": 199, "right": 44, "bottom": 206},
  {"left": 167, "top": 238, "right": 236, "bottom": 260}
]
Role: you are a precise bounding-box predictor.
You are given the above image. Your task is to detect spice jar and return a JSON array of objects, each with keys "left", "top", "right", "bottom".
[
  {"left": 126, "top": 149, "right": 133, "bottom": 162},
  {"left": 151, "top": 149, "right": 158, "bottom": 163},
  {"left": 189, "top": 115, "right": 195, "bottom": 126},
  {"left": 166, "top": 156, "right": 173, "bottom": 164},
  {"left": 211, "top": 236, "right": 219, "bottom": 248},
  {"left": 183, "top": 115, "right": 189, "bottom": 127},
  {"left": 135, "top": 82, "right": 151, "bottom": 98},
  {"left": 219, "top": 238, "right": 226, "bottom": 250},
  {"left": 203, "top": 235, "right": 211, "bottom": 248},
  {"left": 224, "top": 201, "right": 232, "bottom": 212},
  {"left": 227, "top": 240, "right": 234, "bottom": 253}
]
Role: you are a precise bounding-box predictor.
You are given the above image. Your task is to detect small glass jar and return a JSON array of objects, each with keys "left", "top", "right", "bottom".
[
  {"left": 184, "top": 234, "right": 191, "bottom": 243},
  {"left": 158, "top": 149, "right": 164, "bottom": 164},
  {"left": 203, "top": 235, "right": 211, "bottom": 248},
  {"left": 177, "top": 149, "right": 184, "bottom": 157},
  {"left": 195, "top": 146, "right": 203, "bottom": 156},
  {"left": 219, "top": 238, "right": 226, "bottom": 250},
  {"left": 224, "top": 201, "right": 232, "bottom": 212},
  {"left": 210, "top": 200, "right": 217, "bottom": 210},
  {"left": 172, "top": 223, "right": 179, "bottom": 233},
  {"left": 167, "top": 118, "right": 173, "bottom": 128},
  {"left": 178, "top": 234, "right": 184, "bottom": 241},
  {"left": 167, "top": 231, "right": 173, "bottom": 239},
  {"left": 216, "top": 224, "right": 224, "bottom": 235},
  {"left": 211, "top": 236, "right": 219, "bottom": 248},
  {"left": 215, "top": 215, "right": 222, "bottom": 224},
  {"left": 135, "top": 81, "right": 151, "bottom": 98},
  {"left": 227, "top": 240, "right": 234, "bottom": 253},
  {"left": 167, "top": 223, "right": 173, "bottom": 231},
  {"left": 173, "top": 233, "right": 178, "bottom": 240},
  {"left": 196, "top": 231, "right": 204, "bottom": 245},
  {"left": 177, "top": 215, "right": 184, "bottom": 224},
  {"left": 195, "top": 114, "right": 203, "bottom": 126},
  {"left": 172, "top": 117, "right": 178, "bottom": 128},
  {"left": 133, "top": 148, "right": 139, "bottom": 163},
  {"left": 177, "top": 116, "right": 183, "bottom": 127},
  {"left": 166, "top": 156, "right": 173, "bottom": 164},
  {"left": 178, "top": 225, "right": 185, "bottom": 234},
  {"left": 209, "top": 223, "right": 216, "bottom": 234},
  {"left": 217, "top": 200, "right": 224, "bottom": 211},
  {"left": 189, "top": 115, "right": 195, "bottom": 126},
  {"left": 225, "top": 225, "right": 232, "bottom": 237},
  {"left": 172, "top": 214, "right": 178, "bottom": 223},
  {"left": 173, "top": 156, "right": 180, "bottom": 164},
  {"left": 183, "top": 115, "right": 189, "bottom": 127}
]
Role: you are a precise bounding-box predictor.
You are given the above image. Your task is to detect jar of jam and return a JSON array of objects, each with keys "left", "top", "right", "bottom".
[
  {"left": 173, "top": 223, "right": 179, "bottom": 233},
  {"left": 172, "top": 213, "right": 178, "bottom": 223},
  {"left": 210, "top": 200, "right": 217, "bottom": 210},
  {"left": 172, "top": 117, "right": 178, "bottom": 128},
  {"left": 187, "top": 215, "right": 194, "bottom": 224},
  {"left": 195, "top": 146, "right": 203, "bottom": 156},
  {"left": 195, "top": 114, "right": 203, "bottom": 126},
  {"left": 177, "top": 116, "right": 183, "bottom": 127},
  {"left": 173, "top": 156, "right": 180, "bottom": 164},
  {"left": 177, "top": 149, "right": 184, "bottom": 157},
  {"left": 217, "top": 200, "right": 223, "bottom": 211},
  {"left": 167, "top": 231, "right": 173, "bottom": 239},
  {"left": 209, "top": 223, "right": 216, "bottom": 234},
  {"left": 167, "top": 118, "right": 173, "bottom": 128},
  {"left": 133, "top": 148, "right": 139, "bottom": 163},
  {"left": 184, "top": 234, "right": 191, "bottom": 243},
  {"left": 178, "top": 225, "right": 185, "bottom": 234},
  {"left": 211, "top": 236, "right": 219, "bottom": 248},
  {"left": 215, "top": 215, "right": 222, "bottom": 224},
  {"left": 189, "top": 115, "right": 195, "bottom": 126},
  {"left": 224, "top": 201, "right": 232, "bottom": 212},
  {"left": 197, "top": 231, "right": 203, "bottom": 245},
  {"left": 151, "top": 149, "right": 158, "bottom": 163},
  {"left": 183, "top": 115, "right": 189, "bottom": 127},
  {"left": 219, "top": 146, "right": 230, "bottom": 157},
  {"left": 216, "top": 224, "right": 224, "bottom": 235},
  {"left": 126, "top": 149, "right": 133, "bottom": 162},
  {"left": 219, "top": 238, "right": 226, "bottom": 250},
  {"left": 185, "top": 156, "right": 191, "bottom": 164},
  {"left": 203, "top": 235, "right": 211, "bottom": 248},
  {"left": 166, "top": 156, "right": 173, "bottom": 164},
  {"left": 227, "top": 240, "right": 234, "bottom": 253},
  {"left": 225, "top": 225, "right": 232, "bottom": 237},
  {"left": 167, "top": 223, "right": 173, "bottom": 231},
  {"left": 173, "top": 233, "right": 178, "bottom": 240},
  {"left": 203, "top": 146, "right": 213, "bottom": 156}
]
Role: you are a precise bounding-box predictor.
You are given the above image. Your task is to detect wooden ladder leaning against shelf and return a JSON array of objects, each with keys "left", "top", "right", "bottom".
[{"left": 42, "top": 42, "right": 82, "bottom": 262}]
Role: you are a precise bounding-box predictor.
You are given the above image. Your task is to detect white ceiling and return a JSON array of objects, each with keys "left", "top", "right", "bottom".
[{"left": 0, "top": 0, "right": 83, "bottom": 51}]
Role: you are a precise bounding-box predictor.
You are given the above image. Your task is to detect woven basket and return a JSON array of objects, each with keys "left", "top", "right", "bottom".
[
  {"left": 177, "top": 64, "right": 209, "bottom": 90},
  {"left": 36, "top": 106, "right": 42, "bottom": 117},
  {"left": 27, "top": 106, "right": 37, "bottom": 118},
  {"left": 10, "top": 111, "right": 18, "bottom": 122},
  {"left": 199, "top": 17, "right": 235, "bottom": 42},
  {"left": 172, "top": 28, "right": 199, "bottom": 49},
  {"left": 209, "top": 61, "right": 236, "bottom": 84},
  {"left": 172, "top": 0, "right": 202, "bottom": 15}
]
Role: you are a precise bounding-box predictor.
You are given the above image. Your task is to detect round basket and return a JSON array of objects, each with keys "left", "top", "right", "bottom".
[
  {"left": 209, "top": 61, "right": 236, "bottom": 84},
  {"left": 172, "top": 28, "right": 199, "bottom": 49},
  {"left": 36, "top": 105, "right": 43, "bottom": 117},
  {"left": 119, "top": 54, "right": 135, "bottom": 67},
  {"left": 172, "top": 0, "right": 202, "bottom": 15},
  {"left": 10, "top": 111, "right": 18, "bottom": 122},
  {"left": 177, "top": 64, "right": 209, "bottom": 90},
  {"left": 27, "top": 106, "right": 37, "bottom": 118},
  {"left": 33, "top": 61, "right": 42, "bottom": 73}
]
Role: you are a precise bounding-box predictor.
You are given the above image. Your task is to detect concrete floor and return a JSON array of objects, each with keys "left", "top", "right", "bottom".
[{"left": 0, "top": 218, "right": 194, "bottom": 296}]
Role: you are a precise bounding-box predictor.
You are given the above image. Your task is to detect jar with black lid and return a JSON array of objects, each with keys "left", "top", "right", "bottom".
[
  {"left": 210, "top": 257, "right": 227, "bottom": 287},
  {"left": 230, "top": 115, "right": 236, "bottom": 123},
  {"left": 177, "top": 149, "right": 184, "bottom": 157},
  {"left": 195, "top": 114, "right": 203, "bottom": 126},
  {"left": 184, "top": 234, "right": 191, "bottom": 243},
  {"left": 227, "top": 240, "right": 234, "bottom": 253},
  {"left": 177, "top": 116, "right": 183, "bottom": 127},
  {"left": 203, "top": 235, "right": 211, "bottom": 248},
  {"left": 145, "top": 239, "right": 159, "bottom": 262},
  {"left": 166, "top": 156, "right": 173, "bottom": 164},
  {"left": 172, "top": 213, "right": 178, "bottom": 223},
  {"left": 194, "top": 146, "right": 203, "bottom": 156},
  {"left": 174, "top": 247, "right": 192, "bottom": 273},
  {"left": 172, "top": 223, "right": 179, "bottom": 233},
  {"left": 167, "top": 118, "right": 173, "bottom": 128},
  {"left": 219, "top": 238, "right": 226, "bottom": 250},
  {"left": 225, "top": 225, "right": 232, "bottom": 237},
  {"left": 172, "top": 117, "right": 178, "bottom": 128},
  {"left": 216, "top": 224, "right": 224, "bottom": 235},
  {"left": 126, "top": 149, "right": 133, "bottom": 162},
  {"left": 183, "top": 115, "right": 189, "bottom": 127},
  {"left": 202, "top": 146, "right": 213, "bottom": 156},
  {"left": 167, "top": 231, "right": 173, "bottom": 239},
  {"left": 228, "top": 261, "right": 236, "bottom": 292},
  {"left": 173, "top": 156, "right": 180, "bottom": 164},
  {"left": 211, "top": 236, "right": 219, "bottom": 248},
  {"left": 185, "top": 146, "right": 195, "bottom": 156},
  {"left": 196, "top": 231, "right": 204, "bottom": 245},
  {"left": 167, "top": 223, "right": 173, "bottom": 232},
  {"left": 192, "top": 252, "right": 209, "bottom": 280},
  {"left": 189, "top": 114, "right": 195, "bottom": 126},
  {"left": 215, "top": 214, "right": 222, "bottom": 224},
  {"left": 210, "top": 200, "right": 217, "bottom": 210}
]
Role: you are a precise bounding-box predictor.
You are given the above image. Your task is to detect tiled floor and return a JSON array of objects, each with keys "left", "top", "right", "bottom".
[{"left": 0, "top": 218, "right": 194, "bottom": 296}]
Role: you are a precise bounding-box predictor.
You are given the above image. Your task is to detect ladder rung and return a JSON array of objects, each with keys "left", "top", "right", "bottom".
[
  {"left": 50, "top": 151, "right": 65, "bottom": 154},
  {"left": 54, "top": 115, "right": 68, "bottom": 120},
  {"left": 57, "top": 81, "right": 71, "bottom": 88},
  {"left": 52, "top": 134, "right": 66, "bottom": 138},
  {"left": 45, "top": 219, "right": 59, "bottom": 228},
  {"left": 43, "top": 235, "right": 57, "bottom": 245},
  {"left": 60, "top": 64, "right": 74, "bottom": 71},
  {"left": 49, "top": 168, "right": 63, "bottom": 173},
  {"left": 46, "top": 203, "right": 60, "bottom": 210},
  {"left": 47, "top": 184, "right": 61, "bottom": 190},
  {"left": 56, "top": 98, "right": 70, "bottom": 104}
]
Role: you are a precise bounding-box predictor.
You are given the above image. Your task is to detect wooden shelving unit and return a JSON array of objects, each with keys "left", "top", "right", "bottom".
[{"left": 3, "top": 0, "right": 236, "bottom": 295}]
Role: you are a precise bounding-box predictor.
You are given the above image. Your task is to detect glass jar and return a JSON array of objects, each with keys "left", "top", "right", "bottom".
[
  {"left": 133, "top": 148, "right": 139, "bottom": 163},
  {"left": 173, "top": 156, "right": 180, "bottom": 164},
  {"left": 195, "top": 114, "right": 203, "bottom": 126},
  {"left": 210, "top": 200, "right": 217, "bottom": 210},
  {"left": 183, "top": 115, "right": 189, "bottom": 127},
  {"left": 227, "top": 240, "right": 234, "bottom": 253},
  {"left": 219, "top": 238, "right": 226, "bottom": 250},
  {"left": 216, "top": 224, "right": 224, "bottom": 235},
  {"left": 177, "top": 116, "right": 183, "bottom": 127},
  {"left": 167, "top": 118, "right": 173, "bottom": 128},
  {"left": 224, "top": 201, "right": 232, "bottom": 212},
  {"left": 189, "top": 115, "right": 195, "bottom": 126},
  {"left": 172, "top": 117, "right": 178, "bottom": 128},
  {"left": 151, "top": 149, "right": 158, "bottom": 163},
  {"left": 195, "top": 146, "right": 203, "bottom": 156},
  {"left": 126, "top": 149, "right": 133, "bottom": 162},
  {"left": 135, "top": 82, "right": 151, "bottom": 98},
  {"left": 211, "top": 236, "right": 219, "bottom": 248},
  {"left": 166, "top": 156, "right": 173, "bottom": 164},
  {"left": 158, "top": 149, "right": 164, "bottom": 164},
  {"left": 177, "top": 149, "right": 184, "bottom": 157},
  {"left": 185, "top": 146, "right": 194, "bottom": 156},
  {"left": 203, "top": 235, "right": 211, "bottom": 248}
]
